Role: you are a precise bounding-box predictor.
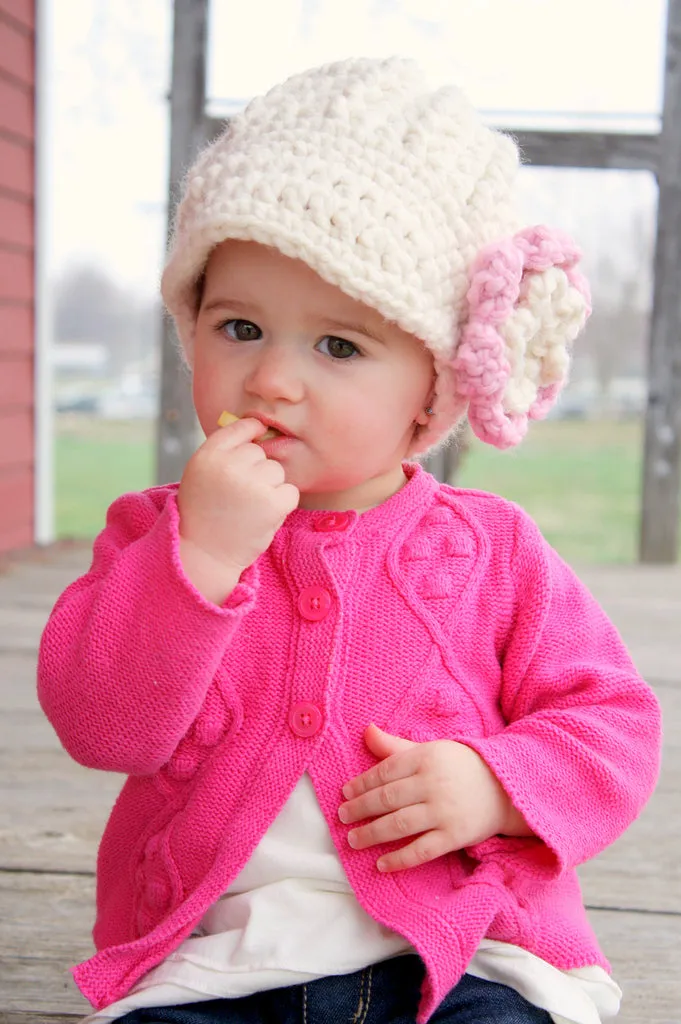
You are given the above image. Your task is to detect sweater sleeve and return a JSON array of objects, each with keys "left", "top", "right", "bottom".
[
  {"left": 464, "top": 505, "right": 662, "bottom": 876},
  {"left": 37, "top": 487, "right": 258, "bottom": 776}
]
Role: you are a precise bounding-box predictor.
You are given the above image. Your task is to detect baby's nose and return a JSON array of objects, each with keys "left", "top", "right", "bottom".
[{"left": 244, "top": 344, "right": 305, "bottom": 403}]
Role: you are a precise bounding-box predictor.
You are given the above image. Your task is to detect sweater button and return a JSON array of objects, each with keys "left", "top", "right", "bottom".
[
  {"left": 289, "top": 702, "right": 323, "bottom": 738},
  {"left": 315, "top": 512, "right": 352, "bottom": 532},
  {"left": 298, "top": 586, "right": 332, "bottom": 621}
]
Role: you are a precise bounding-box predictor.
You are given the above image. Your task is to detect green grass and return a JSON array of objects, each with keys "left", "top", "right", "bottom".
[
  {"left": 56, "top": 417, "right": 155, "bottom": 539},
  {"left": 55, "top": 415, "right": 666, "bottom": 564},
  {"left": 457, "top": 419, "right": 645, "bottom": 563}
]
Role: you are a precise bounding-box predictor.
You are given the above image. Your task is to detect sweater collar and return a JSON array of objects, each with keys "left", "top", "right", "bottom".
[{"left": 282, "top": 462, "right": 439, "bottom": 538}]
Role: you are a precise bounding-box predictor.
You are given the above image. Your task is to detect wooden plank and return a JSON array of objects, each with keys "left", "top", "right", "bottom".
[
  {"left": 0, "top": 869, "right": 95, "bottom": 960},
  {"left": 0, "top": 465, "right": 32, "bottom": 546},
  {"left": 640, "top": 0, "right": 681, "bottom": 562},
  {"left": 0, "top": 550, "right": 679, "bottom": 1021},
  {"left": 4, "top": 1015, "right": 83, "bottom": 1024},
  {"left": 0, "top": 622, "right": 122, "bottom": 873},
  {"left": 1, "top": 871, "right": 679, "bottom": 1021},
  {"left": 0, "top": 406, "right": 33, "bottom": 467},
  {"left": 0, "top": 598, "right": 46, "bottom": 643},
  {"left": 0, "top": 652, "right": 38, "bottom": 707},
  {"left": 2, "top": 956, "right": 93, "bottom": 1016},
  {"left": 0, "top": 352, "right": 33, "bottom": 405},
  {"left": 0, "top": 192, "right": 32, "bottom": 248},
  {"left": 0, "top": 247, "right": 33, "bottom": 301},
  {"left": 4, "top": 1016, "right": 83, "bottom": 1024},
  {"left": 0, "top": 134, "right": 33, "bottom": 196},
  {"left": 0, "top": 73, "right": 33, "bottom": 140},
  {"left": 0, "top": 520, "right": 32, "bottom": 555},
  {"left": 0, "top": 540, "right": 89, "bottom": 574},
  {"left": 0, "top": 13, "right": 33, "bottom": 86},
  {"left": 0, "top": 559, "right": 88, "bottom": 605},
  {"left": 156, "top": 0, "right": 209, "bottom": 486},
  {"left": 0, "top": 0, "right": 35, "bottom": 31},
  {"left": 588, "top": 908, "right": 681, "bottom": 1024},
  {"left": 0, "top": 737, "right": 121, "bottom": 874},
  {"left": 0, "top": 602, "right": 50, "bottom": 650},
  {"left": 575, "top": 565, "right": 681, "bottom": 685},
  {"left": 0, "top": 564, "right": 82, "bottom": 609},
  {"left": 0, "top": 300, "right": 33, "bottom": 351}
]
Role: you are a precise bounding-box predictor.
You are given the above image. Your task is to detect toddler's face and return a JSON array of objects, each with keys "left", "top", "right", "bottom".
[{"left": 193, "top": 240, "right": 434, "bottom": 510}]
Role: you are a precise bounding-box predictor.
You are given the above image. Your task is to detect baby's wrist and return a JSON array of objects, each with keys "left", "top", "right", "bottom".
[
  {"left": 500, "top": 797, "right": 534, "bottom": 838},
  {"left": 178, "top": 536, "right": 245, "bottom": 606}
]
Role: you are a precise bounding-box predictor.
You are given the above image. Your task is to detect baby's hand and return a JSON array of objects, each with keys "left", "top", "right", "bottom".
[
  {"left": 339, "top": 724, "right": 533, "bottom": 872},
  {"left": 178, "top": 416, "right": 299, "bottom": 599}
]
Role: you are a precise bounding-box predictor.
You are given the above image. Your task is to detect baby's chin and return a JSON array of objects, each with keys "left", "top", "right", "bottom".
[{"left": 294, "top": 465, "right": 408, "bottom": 513}]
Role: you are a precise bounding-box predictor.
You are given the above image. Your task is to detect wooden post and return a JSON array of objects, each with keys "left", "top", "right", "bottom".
[
  {"left": 423, "top": 426, "right": 470, "bottom": 484},
  {"left": 640, "top": 0, "right": 681, "bottom": 563},
  {"left": 155, "top": 0, "right": 210, "bottom": 485},
  {"left": 512, "top": 130, "right": 659, "bottom": 172}
]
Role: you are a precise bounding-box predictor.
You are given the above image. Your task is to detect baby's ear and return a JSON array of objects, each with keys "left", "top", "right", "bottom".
[
  {"left": 452, "top": 225, "right": 591, "bottom": 451},
  {"left": 414, "top": 404, "right": 434, "bottom": 427}
]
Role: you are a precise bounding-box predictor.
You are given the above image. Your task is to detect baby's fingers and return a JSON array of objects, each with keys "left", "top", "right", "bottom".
[
  {"left": 211, "top": 415, "right": 269, "bottom": 450},
  {"left": 339, "top": 776, "right": 423, "bottom": 825},
  {"left": 375, "top": 830, "right": 454, "bottom": 873},
  {"left": 276, "top": 481, "right": 300, "bottom": 514},
  {"left": 343, "top": 747, "right": 421, "bottom": 800},
  {"left": 347, "top": 804, "right": 432, "bottom": 851}
]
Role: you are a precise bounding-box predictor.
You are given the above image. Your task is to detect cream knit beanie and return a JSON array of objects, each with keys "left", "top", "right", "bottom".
[{"left": 162, "top": 57, "right": 590, "bottom": 453}]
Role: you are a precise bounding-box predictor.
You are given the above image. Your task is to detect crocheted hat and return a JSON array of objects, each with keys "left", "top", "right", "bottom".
[{"left": 161, "top": 57, "right": 591, "bottom": 453}]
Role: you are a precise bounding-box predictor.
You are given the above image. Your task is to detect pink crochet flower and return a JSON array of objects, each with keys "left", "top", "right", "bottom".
[{"left": 452, "top": 225, "right": 591, "bottom": 449}]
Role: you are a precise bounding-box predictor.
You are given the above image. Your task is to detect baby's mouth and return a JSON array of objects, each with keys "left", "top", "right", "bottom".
[{"left": 217, "top": 411, "right": 288, "bottom": 441}]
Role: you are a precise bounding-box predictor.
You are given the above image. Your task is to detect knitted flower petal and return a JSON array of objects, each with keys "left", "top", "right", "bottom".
[{"left": 452, "top": 225, "right": 591, "bottom": 449}]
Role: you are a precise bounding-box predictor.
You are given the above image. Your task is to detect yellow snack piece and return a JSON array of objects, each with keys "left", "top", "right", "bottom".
[
  {"left": 217, "top": 410, "right": 278, "bottom": 440},
  {"left": 217, "top": 410, "right": 239, "bottom": 428}
]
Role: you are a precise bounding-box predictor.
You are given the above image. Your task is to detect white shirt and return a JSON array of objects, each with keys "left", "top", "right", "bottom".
[{"left": 84, "top": 775, "right": 621, "bottom": 1023}]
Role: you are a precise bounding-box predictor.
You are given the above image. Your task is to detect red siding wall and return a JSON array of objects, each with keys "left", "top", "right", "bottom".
[{"left": 0, "top": 0, "right": 34, "bottom": 554}]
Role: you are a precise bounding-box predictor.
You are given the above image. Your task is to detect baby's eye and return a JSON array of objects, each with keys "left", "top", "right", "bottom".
[
  {"left": 222, "top": 319, "right": 262, "bottom": 342},
  {"left": 317, "top": 335, "right": 360, "bottom": 360}
]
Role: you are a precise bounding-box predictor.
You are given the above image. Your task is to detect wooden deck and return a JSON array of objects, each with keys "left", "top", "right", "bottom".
[{"left": 1, "top": 544, "right": 680, "bottom": 1024}]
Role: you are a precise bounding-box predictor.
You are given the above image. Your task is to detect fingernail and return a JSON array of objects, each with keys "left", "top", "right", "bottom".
[
  {"left": 376, "top": 859, "right": 387, "bottom": 872},
  {"left": 348, "top": 831, "right": 358, "bottom": 848},
  {"left": 338, "top": 806, "right": 349, "bottom": 823},
  {"left": 342, "top": 784, "right": 352, "bottom": 799}
]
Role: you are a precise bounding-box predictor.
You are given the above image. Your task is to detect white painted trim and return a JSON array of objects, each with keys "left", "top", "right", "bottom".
[{"left": 33, "top": 0, "right": 55, "bottom": 545}]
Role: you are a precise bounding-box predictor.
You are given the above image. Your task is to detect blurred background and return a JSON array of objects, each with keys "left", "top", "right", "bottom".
[{"left": 33, "top": 0, "right": 672, "bottom": 561}]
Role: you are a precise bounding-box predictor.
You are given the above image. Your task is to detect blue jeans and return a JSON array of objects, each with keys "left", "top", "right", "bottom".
[{"left": 114, "top": 955, "right": 552, "bottom": 1023}]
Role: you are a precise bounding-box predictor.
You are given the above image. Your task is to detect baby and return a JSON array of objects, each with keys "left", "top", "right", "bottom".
[{"left": 38, "top": 58, "right": 661, "bottom": 1024}]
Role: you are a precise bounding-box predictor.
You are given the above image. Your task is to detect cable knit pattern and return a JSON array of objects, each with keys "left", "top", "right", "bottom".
[
  {"left": 160, "top": 58, "right": 590, "bottom": 454},
  {"left": 37, "top": 465, "right": 661, "bottom": 1023}
]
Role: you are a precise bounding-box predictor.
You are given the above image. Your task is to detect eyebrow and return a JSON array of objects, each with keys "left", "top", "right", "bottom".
[{"left": 201, "top": 297, "right": 259, "bottom": 314}]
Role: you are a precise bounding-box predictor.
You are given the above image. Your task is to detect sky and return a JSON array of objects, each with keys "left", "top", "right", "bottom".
[{"left": 49, "top": 0, "right": 667, "bottom": 300}]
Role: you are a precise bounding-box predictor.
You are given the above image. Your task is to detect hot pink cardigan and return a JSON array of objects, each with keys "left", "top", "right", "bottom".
[{"left": 38, "top": 463, "right": 661, "bottom": 1022}]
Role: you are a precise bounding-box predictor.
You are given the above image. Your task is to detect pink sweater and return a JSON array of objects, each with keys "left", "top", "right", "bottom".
[{"left": 38, "top": 463, "right": 661, "bottom": 1023}]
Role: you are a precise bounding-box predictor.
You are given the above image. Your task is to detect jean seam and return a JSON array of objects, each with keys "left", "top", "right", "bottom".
[
  {"left": 302, "top": 983, "right": 308, "bottom": 1024},
  {"left": 356, "top": 965, "right": 373, "bottom": 1024},
  {"left": 351, "top": 968, "right": 366, "bottom": 1024}
]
